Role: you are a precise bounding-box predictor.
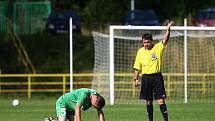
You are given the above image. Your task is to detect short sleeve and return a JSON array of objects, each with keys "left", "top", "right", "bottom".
[
  {"left": 156, "top": 41, "right": 167, "bottom": 53},
  {"left": 133, "top": 49, "right": 142, "bottom": 71},
  {"left": 77, "top": 93, "right": 87, "bottom": 105}
]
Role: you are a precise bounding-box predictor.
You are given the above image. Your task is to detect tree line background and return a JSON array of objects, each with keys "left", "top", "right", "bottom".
[
  {"left": 51, "top": 0, "right": 215, "bottom": 31},
  {"left": 1, "top": 0, "right": 215, "bottom": 73}
]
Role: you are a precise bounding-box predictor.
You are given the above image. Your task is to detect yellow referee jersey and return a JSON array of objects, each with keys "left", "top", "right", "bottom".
[{"left": 133, "top": 41, "right": 167, "bottom": 74}]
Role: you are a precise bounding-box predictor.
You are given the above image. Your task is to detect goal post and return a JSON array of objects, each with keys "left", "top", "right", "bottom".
[
  {"left": 69, "top": 18, "right": 73, "bottom": 92},
  {"left": 92, "top": 25, "right": 215, "bottom": 105}
]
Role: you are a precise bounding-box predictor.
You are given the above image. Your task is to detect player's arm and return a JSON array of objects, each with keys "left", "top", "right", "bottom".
[
  {"left": 163, "top": 21, "right": 174, "bottom": 45},
  {"left": 97, "top": 109, "right": 105, "bottom": 121},
  {"left": 75, "top": 103, "right": 82, "bottom": 121},
  {"left": 133, "top": 68, "right": 140, "bottom": 87},
  {"left": 133, "top": 50, "right": 141, "bottom": 87}
]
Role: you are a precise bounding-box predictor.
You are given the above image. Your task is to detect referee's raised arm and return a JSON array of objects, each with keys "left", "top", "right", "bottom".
[{"left": 162, "top": 21, "right": 174, "bottom": 45}]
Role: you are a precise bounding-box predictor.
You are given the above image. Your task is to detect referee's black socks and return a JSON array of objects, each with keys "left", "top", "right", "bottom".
[
  {"left": 146, "top": 104, "right": 153, "bottom": 121},
  {"left": 159, "top": 103, "right": 168, "bottom": 121}
]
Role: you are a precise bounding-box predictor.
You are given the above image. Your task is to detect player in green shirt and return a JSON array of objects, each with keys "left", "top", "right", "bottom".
[{"left": 56, "top": 88, "right": 105, "bottom": 121}]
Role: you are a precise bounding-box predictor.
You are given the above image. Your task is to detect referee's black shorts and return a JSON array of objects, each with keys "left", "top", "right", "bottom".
[{"left": 140, "top": 72, "right": 166, "bottom": 100}]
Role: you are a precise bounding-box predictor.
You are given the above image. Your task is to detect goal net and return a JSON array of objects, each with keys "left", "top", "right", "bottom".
[{"left": 92, "top": 26, "right": 215, "bottom": 104}]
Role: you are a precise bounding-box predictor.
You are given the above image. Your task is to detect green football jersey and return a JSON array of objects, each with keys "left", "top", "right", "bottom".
[{"left": 61, "top": 88, "right": 100, "bottom": 111}]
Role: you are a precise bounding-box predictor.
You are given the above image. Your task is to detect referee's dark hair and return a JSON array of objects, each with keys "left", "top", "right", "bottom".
[
  {"left": 142, "top": 33, "right": 153, "bottom": 41},
  {"left": 96, "top": 96, "right": 105, "bottom": 110}
]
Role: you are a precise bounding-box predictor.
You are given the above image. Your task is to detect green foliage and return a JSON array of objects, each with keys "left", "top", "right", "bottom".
[
  {"left": 20, "top": 33, "right": 70, "bottom": 73},
  {"left": 0, "top": 39, "right": 22, "bottom": 73},
  {"left": 52, "top": 0, "right": 215, "bottom": 29},
  {"left": 82, "top": 0, "right": 130, "bottom": 30},
  {"left": 3, "top": 0, "right": 215, "bottom": 31},
  {"left": 0, "top": 33, "right": 94, "bottom": 73},
  {"left": 2, "top": 0, "right": 215, "bottom": 73},
  {"left": 135, "top": 0, "right": 215, "bottom": 25}
]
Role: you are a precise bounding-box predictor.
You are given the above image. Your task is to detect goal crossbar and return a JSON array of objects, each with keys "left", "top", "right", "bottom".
[{"left": 110, "top": 26, "right": 215, "bottom": 31}]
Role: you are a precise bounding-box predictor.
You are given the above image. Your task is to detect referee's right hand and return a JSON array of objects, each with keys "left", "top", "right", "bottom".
[{"left": 133, "top": 79, "right": 140, "bottom": 87}]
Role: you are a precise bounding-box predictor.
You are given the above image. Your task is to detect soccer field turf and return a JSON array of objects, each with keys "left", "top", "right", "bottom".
[{"left": 0, "top": 97, "right": 215, "bottom": 121}]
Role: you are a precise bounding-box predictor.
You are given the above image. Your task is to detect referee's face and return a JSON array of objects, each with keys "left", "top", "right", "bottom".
[{"left": 143, "top": 39, "right": 153, "bottom": 50}]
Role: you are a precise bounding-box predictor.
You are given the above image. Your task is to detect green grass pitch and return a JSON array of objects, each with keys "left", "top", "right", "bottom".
[{"left": 0, "top": 97, "right": 215, "bottom": 121}]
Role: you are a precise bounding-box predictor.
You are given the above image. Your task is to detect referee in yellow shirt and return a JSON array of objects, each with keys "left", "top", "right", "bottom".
[{"left": 133, "top": 21, "right": 173, "bottom": 121}]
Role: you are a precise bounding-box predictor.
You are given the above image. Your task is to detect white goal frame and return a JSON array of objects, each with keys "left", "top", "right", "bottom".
[{"left": 109, "top": 20, "right": 215, "bottom": 105}]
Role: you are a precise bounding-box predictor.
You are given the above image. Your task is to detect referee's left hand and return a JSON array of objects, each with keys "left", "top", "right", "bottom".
[{"left": 167, "top": 21, "right": 174, "bottom": 29}]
